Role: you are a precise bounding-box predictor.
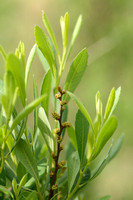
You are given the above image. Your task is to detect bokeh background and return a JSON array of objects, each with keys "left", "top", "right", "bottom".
[{"left": 0, "top": 0, "right": 133, "bottom": 199}]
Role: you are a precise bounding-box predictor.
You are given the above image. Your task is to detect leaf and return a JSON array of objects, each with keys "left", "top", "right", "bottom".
[
  {"left": 25, "top": 44, "right": 37, "bottom": 87},
  {"left": 18, "top": 174, "right": 27, "bottom": 194},
  {"left": 0, "top": 45, "right": 7, "bottom": 60},
  {"left": 6, "top": 54, "right": 26, "bottom": 106},
  {"left": 38, "top": 117, "right": 53, "bottom": 153},
  {"left": 34, "top": 26, "right": 56, "bottom": 79},
  {"left": 41, "top": 69, "right": 52, "bottom": 116},
  {"left": 17, "top": 162, "right": 27, "bottom": 182},
  {"left": 15, "top": 41, "right": 25, "bottom": 68},
  {"left": 64, "top": 49, "right": 88, "bottom": 102},
  {"left": 80, "top": 167, "right": 91, "bottom": 185},
  {"left": 108, "top": 133, "right": 124, "bottom": 162},
  {"left": 67, "top": 125, "right": 77, "bottom": 150},
  {"left": 67, "top": 151, "right": 80, "bottom": 194},
  {"left": 98, "top": 195, "right": 111, "bottom": 200},
  {"left": 60, "top": 12, "right": 69, "bottom": 50},
  {"left": 67, "top": 91, "right": 94, "bottom": 131},
  {"left": 4, "top": 163, "right": 17, "bottom": 182},
  {"left": 42, "top": 11, "right": 59, "bottom": 55},
  {"left": 25, "top": 191, "right": 38, "bottom": 200},
  {"left": 33, "top": 78, "right": 38, "bottom": 137},
  {"left": 37, "top": 48, "right": 50, "bottom": 72},
  {"left": 0, "top": 168, "right": 6, "bottom": 186},
  {"left": 92, "top": 116, "right": 118, "bottom": 160},
  {"left": 39, "top": 107, "right": 51, "bottom": 130},
  {"left": 10, "top": 95, "right": 45, "bottom": 133},
  {"left": 15, "top": 139, "right": 39, "bottom": 181},
  {"left": 0, "top": 185, "right": 14, "bottom": 199},
  {"left": 95, "top": 91, "right": 103, "bottom": 134},
  {"left": 75, "top": 110, "right": 89, "bottom": 167},
  {"left": 104, "top": 88, "right": 115, "bottom": 122},
  {"left": 67, "top": 15, "right": 82, "bottom": 60}
]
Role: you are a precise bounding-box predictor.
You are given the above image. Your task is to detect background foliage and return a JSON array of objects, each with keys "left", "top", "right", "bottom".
[{"left": 0, "top": 0, "right": 132, "bottom": 199}]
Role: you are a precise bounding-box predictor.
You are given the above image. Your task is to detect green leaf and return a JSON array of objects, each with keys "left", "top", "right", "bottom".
[
  {"left": 92, "top": 116, "right": 118, "bottom": 160},
  {"left": 0, "top": 185, "right": 14, "bottom": 199},
  {"left": 25, "top": 44, "right": 37, "bottom": 87},
  {"left": 75, "top": 110, "right": 89, "bottom": 167},
  {"left": 67, "top": 91, "right": 94, "bottom": 131},
  {"left": 17, "top": 162, "right": 27, "bottom": 182},
  {"left": 10, "top": 95, "right": 45, "bottom": 133},
  {"left": 41, "top": 69, "right": 52, "bottom": 116},
  {"left": 33, "top": 78, "right": 38, "bottom": 137},
  {"left": 67, "top": 151, "right": 80, "bottom": 194},
  {"left": 67, "top": 15, "right": 82, "bottom": 60},
  {"left": 34, "top": 26, "right": 56, "bottom": 80},
  {"left": 25, "top": 191, "right": 38, "bottom": 200},
  {"left": 0, "top": 45, "right": 7, "bottom": 60},
  {"left": 42, "top": 11, "right": 59, "bottom": 55},
  {"left": 64, "top": 49, "right": 88, "bottom": 102},
  {"left": 0, "top": 168, "right": 6, "bottom": 186},
  {"left": 18, "top": 174, "right": 27, "bottom": 195},
  {"left": 60, "top": 12, "right": 69, "bottom": 50},
  {"left": 104, "top": 88, "right": 115, "bottom": 122},
  {"left": 37, "top": 47, "right": 50, "bottom": 72},
  {"left": 108, "top": 133, "right": 124, "bottom": 162},
  {"left": 98, "top": 195, "right": 111, "bottom": 200},
  {"left": 67, "top": 125, "right": 77, "bottom": 150},
  {"left": 39, "top": 107, "right": 51, "bottom": 130},
  {"left": 12, "top": 178, "right": 18, "bottom": 197},
  {"left": 6, "top": 54, "right": 26, "bottom": 106},
  {"left": 15, "top": 41, "right": 25, "bottom": 68},
  {"left": 38, "top": 117, "right": 53, "bottom": 153},
  {"left": 15, "top": 139, "right": 39, "bottom": 181}
]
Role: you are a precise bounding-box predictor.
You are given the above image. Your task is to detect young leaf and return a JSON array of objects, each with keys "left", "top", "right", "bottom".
[
  {"left": 10, "top": 95, "right": 45, "bottom": 133},
  {"left": 15, "top": 139, "right": 39, "bottom": 181},
  {"left": 25, "top": 44, "right": 37, "bottom": 87},
  {"left": 64, "top": 49, "right": 88, "bottom": 102},
  {"left": 67, "top": 151, "right": 80, "bottom": 194},
  {"left": 67, "top": 15, "right": 82, "bottom": 60},
  {"left": 104, "top": 87, "right": 115, "bottom": 122},
  {"left": 15, "top": 41, "right": 25, "bottom": 68},
  {"left": 0, "top": 45, "right": 7, "bottom": 61},
  {"left": 33, "top": 78, "right": 38, "bottom": 137},
  {"left": 41, "top": 69, "right": 52, "bottom": 116},
  {"left": 75, "top": 110, "right": 89, "bottom": 167},
  {"left": 60, "top": 12, "right": 69, "bottom": 51},
  {"left": 39, "top": 107, "right": 51, "bottom": 130},
  {"left": 42, "top": 11, "right": 59, "bottom": 56},
  {"left": 6, "top": 54, "right": 26, "bottom": 106},
  {"left": 95, "top": 91, "right": 102, "bottom": 134},
  {"left": 67, "top": 91, "right": 94, "bottom": 131},
  {"left": 38, "top": 117, "right": 53, "bottom": 153},
  {"left": 34, "top": 26, "right": 56, "bottom": 80},
  {"left": 18, "top": 174, "right": 27, "bottom": 195},
  {"left": 37, "top": 47, "right": 50, "bottom": 72},
  {"left": 67, "top": 125, "right": 77, "bottom": 150},
  {"left": 92, "top": 116, "right": 118, "bottom": 160},
  {"left": 25, "top": 191, "right": 38, "bottom": 200}
]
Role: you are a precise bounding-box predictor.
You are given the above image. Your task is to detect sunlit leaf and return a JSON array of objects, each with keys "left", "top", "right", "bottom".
[
  {"left": 67, "top": 125, "right": 77, "bottom": 150},
  {"left": 60, "top": 12, "right": 69, "bottom": 50},
  {"left": 75, "top": 110, "right": 89, "bottom": 168},
  {"left": 15, "top": 41, "right": 25, "bottom": 68},
  {"left": 64, "top": 49, "right": 88, "bottom": 102},
  {"left": 0, "top": 185, "right": 14, "bottom": 199},
  {"left": 25, "top": 44, "right": 37, "bottom": 87},
  {"left": 33, "top": 78, "right": 38, "bottom": 137}
]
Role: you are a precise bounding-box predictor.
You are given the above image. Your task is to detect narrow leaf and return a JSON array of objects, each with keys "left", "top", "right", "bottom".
[
  {"left": 25, "top": 44, "right": 37, "bottom": 87},
  {"left": 67, "top": 151, "right": 80, "bottom": 193},
  {"left": 41, "top": 69, "right": 52, "bottom": 116},
  {"left": 0, "top": 185, "right": 14, "bottom": 199},
  {"left": 104, "top": 88, "right": 115, "bottom": 122},
  {"left": 75, "top": 110, "right": 89, "bottom": 167},
  {"left": 26, "top": 191, "right": 38, "bottom": 200},
  {"left": 92, "top": 116, "right": 117, "bottom": 160},
  {"left": 6, "top": 54, "right": 26, "bottom": 106},
  {"left": 0, "top": 45, "right": 7, "bottom": 60},
  {"left": 10, "top": 95, "right": 45, "bottom": 133},
  {"left": 67, "top": 125, "right": 77, "bottom": 150},
  {"left": 60, "top": 12, "right": 69, "bottom": 50},
  {"left": 64, "top": 49, "right": 88, "bottom": 102},
  {"left": 42, "top": 11, "right": 59, "bottom": 55},
  {"left": 67, "top": 91, "right": 94, "bottom": 131},
  {"left": 34, "top": 26, "right": 56, "bottom": 79},
  {"left": 15, "top": 139, "right": 39, "bottom": 181},
  {"left": 37, "top": 47, "right": 50, "bottom": 72},
  {"left": 33, "top": 78, "right": 38, "bottom": 137}
]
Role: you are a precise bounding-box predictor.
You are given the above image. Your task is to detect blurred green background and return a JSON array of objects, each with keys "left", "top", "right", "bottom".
[{"left": 0, "top": 0, "right": 133, "bottom": 199}]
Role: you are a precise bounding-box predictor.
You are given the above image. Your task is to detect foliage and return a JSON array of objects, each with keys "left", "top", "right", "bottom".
[{"left": 0, "top": 12, "right": 123, "bottom": 200}]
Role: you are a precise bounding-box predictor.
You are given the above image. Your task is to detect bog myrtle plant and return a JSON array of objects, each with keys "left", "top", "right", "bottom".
[{"left": 0, "top": 12, "right": 124, "bottom": 200}]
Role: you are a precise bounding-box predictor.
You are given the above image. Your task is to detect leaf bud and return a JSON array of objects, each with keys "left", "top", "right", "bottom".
[
  {"left": 57, "top": 136, "right": 62, "bottom": 143},
  {"left": 62, "top": 90, "right": 66, "bottom": 94},
  {"left": 52, "top": 112, "right": 60, "bottom": 120},
  {"left": 54, "top": 128, "right": 60, "bottom": 135},
  {"left": 52, "top": 184, "right": 58, "bottom": 190},
  {"left": 62, "top": 122, "right": 71, "bottom": 128},
  {"left": 51, "top": 152, "right": 57, "bottom": 159},
  {"left": 50, "top": 171, "right": 54, "bottom": 177},
  {"left": 57, "top": 86, "right": 62, "bottom": 94},
  {"left": 60, "top": 100, "right": 67, "bottom": 106},
  {"left": 55, "top": 94, "right": 61, "bottom": 99},
  {"left": 59, "top": 145, "right": 63, "bottom": 152}
]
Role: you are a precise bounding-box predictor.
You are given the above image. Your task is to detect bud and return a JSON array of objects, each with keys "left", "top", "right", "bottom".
[
  {"left": 62, "top": 90, "right": 66, "bottom": 94},
  {"left": 60, "top": 160, "right": 66, "bottom": 167},
  {"left": 62, "top": 106, "right": 65, "bottom": 112},
  {"left": 55, "top": 94, "right": 61, "bottom": 99},
  {"left": 62, "top": 122, "right": 71, "bottom": 128},
  {"left": 59, "top": 145, "right": 63, "bottom": 152},
  {"left": 52, "top": 184, "right": 58, "bottom": 190},
  {"left": 50, "top": 171, "right": 54, "bottom": 177},
  {"left": 51, "top": 152, "right": 57, "bottom": 159},
  {"left": 52, "top": 112, "right": 60, "bottom": 120},
  {"left": 60, "top": 100, "right": 67, "bottom": 106},
  {"left": 57, "top": 136, "right": 62, "bottom": 143},
  {"left": 54, "top": 128, "right": 60, "bottom": 135},
  {"left": 57, "top": 86, "right": 62, "bottom": 94}
]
